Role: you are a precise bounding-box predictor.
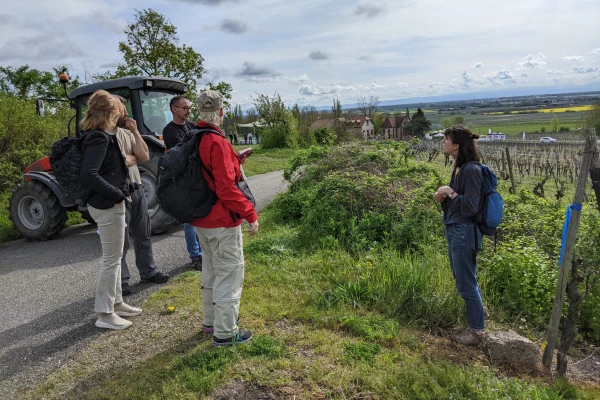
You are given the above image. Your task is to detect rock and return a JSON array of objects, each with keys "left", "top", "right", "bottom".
[{"left": 483, "top": 330, "right": 541, "bottom": 369}]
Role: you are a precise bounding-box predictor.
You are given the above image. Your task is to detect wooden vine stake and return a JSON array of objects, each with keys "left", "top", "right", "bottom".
[{"left": 542, "top": 129, "right": 597, "bottom": 368}]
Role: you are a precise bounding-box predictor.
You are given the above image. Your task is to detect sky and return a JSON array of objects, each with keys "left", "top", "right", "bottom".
[{"left": 1, "top": 0, "right": 599, "bottom": 110}]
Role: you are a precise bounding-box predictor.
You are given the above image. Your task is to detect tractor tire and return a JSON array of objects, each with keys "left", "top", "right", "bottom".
[
  {"left": 9, "top": 180, "right": 67, "bottom": 240},
  {"left": 139, "top": 150, "right": 177, "bottom": 234}
]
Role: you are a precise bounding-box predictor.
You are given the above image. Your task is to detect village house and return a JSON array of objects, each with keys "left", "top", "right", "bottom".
[
  {"left": 382, "top": 111, "right": 412, "bottom": 141},
  {"left": 309, "top": 117, "right": 375, "bottom": 140}
]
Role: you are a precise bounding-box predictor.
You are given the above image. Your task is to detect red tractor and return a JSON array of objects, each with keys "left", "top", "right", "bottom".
[{"left": 9, "top": 76, "right": 184, "bottom": 240}]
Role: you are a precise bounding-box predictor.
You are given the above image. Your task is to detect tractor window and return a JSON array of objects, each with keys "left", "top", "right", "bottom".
[{"left": 140, "top": 91, "right": 178, "bottom": 134}]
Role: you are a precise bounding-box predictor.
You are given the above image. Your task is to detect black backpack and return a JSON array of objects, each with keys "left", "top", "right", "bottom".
[
  {"left": 49, "top": 132, "right": 105, "bottom": 206},
  {"left": 156, "top": 128, "right": 220, "bottom": 222}
]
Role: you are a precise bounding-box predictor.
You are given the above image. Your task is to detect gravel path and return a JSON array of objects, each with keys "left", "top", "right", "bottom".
[{"left": 0, "top": 170, "right": 287, "bottom": 400}]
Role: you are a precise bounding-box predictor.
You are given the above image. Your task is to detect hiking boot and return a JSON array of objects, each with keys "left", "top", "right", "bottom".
[
  {"left": 452, "top": 328, "right": 484, "bottom": 346},
  {"left": 114, "top": 302, "right": 142, "bottom": 317},
  {"left": 190, "top": 256, "right": 202, "bottom": 271},
  {"left": 121, "top": 282, "right": 132, "bottom": 296},
  {"left": 141, "top": 271, "right": 169, "bottom": 283},
  {"left": 95, "top": 313, "right": 132, "bottom": 330},
  {"left": 212, "top": 330, "right": 253, "bottom": 347}
]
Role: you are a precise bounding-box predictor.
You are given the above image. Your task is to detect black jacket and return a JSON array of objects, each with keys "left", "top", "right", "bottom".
[{"left": 80, "top": 130, "right": 129, "bottom": 209}]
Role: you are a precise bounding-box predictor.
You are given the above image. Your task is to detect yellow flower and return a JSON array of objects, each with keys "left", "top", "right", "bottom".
[
  {"left": 366, "top": 261, "right": 373, "bottom": 266},
  {"left": 167, "top": 305, "right": 175, "bottom": 313}
]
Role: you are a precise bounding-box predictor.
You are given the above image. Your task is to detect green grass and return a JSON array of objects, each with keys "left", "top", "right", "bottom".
[
  {"left": 232, "top": 145, "right": 296, "bottom": 176},
  {"left": 20, "top": 214, "right": 600, "bottom": 399}
]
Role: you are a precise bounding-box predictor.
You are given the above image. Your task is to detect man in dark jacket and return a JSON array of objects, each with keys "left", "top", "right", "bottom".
[
  {"left": 162, "top": 96, "right": 203, "bottom": 270},
  {"left": 191, "top": 90, "right": 258, "bottom": 346}
]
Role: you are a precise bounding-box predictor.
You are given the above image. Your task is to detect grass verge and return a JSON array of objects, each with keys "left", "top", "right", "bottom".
[{"left": 20, "top": 215, "right": 600, "bottom": 399}]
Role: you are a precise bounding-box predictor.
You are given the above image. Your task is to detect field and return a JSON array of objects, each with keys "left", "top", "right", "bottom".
[{"left": 424, "top": 107, "right": 590, "bottom": 136}]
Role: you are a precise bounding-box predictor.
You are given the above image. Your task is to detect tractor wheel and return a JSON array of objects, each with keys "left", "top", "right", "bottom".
[
  {"left": 139, "top": 150, "right": 177, "bottom": 235},
  {"left": 9, "top": 180, "right": 67, "bottom": 240}
]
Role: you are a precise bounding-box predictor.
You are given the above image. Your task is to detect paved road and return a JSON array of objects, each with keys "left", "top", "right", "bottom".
[{"left": 0, "top": 170, "right": 288, "bottom": 399}]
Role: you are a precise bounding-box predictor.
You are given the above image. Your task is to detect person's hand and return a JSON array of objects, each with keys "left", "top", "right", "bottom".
[
  {"left": 434, "top": 185, "right": 453, "bottom": 203},
  {"left": 124, "top": 154, "right": 137, "bottom": 167},
  {"left": 124, "top": 118, "right": 138, "bottom": 133},
  {"left": 248, "top": 220, "right": 259, "bottom": 236}
]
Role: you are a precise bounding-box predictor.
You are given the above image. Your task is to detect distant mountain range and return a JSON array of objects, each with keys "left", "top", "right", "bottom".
[{"left": 337, "top": 82, "right": 600, "bottom": 111}]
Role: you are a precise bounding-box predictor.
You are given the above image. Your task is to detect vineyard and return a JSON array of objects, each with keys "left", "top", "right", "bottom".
[{"left": 417, "top": 137, "right": 595, "bottom": 201}]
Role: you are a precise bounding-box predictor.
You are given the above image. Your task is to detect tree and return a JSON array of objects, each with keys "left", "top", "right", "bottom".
[
  {"left": 250, "top": 93, "right": 289, "bottom": 128},
  {"left": 406, "top": 107, "right": 431, "bottom": 138},
  {"left": 586, "top": 99, "right": 600, "bottom": 134},
  {"left": 551, "top": 115, "right": 559, "bottom": 133},
  {"left": 332, "top": 99, "right": 342, "bottom": 118},
  {"left": 0, "top": 65, "right": 79, "bottom": 100},
  {"left": 356, "top": 95, "right": 379, "bottom": 118},
  {"left": 441, "top": 115, "right": 465, "bottom": 129},
  {"left": 108, "top": 9, "right": 205, "bottom": 94},
  {"left": 251, "top": 93, "right": 298, "bottom": 148}
]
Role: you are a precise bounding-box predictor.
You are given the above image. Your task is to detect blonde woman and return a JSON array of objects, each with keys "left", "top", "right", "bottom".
[{"left": 80, "top": 90, "right": 141, "bottom": 330}]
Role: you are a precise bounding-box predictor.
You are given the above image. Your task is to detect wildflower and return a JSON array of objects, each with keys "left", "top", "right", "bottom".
[
  {"left": 366, "top": 261, "right": 373, "bottom": 267},
  {"left": 167, "top": 305, "right": 175, "bottom": 313}
]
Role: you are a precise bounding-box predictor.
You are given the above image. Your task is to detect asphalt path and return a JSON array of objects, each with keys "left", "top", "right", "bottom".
[{"left": 0, "top": 170, "right": 288, "bottom": 399}]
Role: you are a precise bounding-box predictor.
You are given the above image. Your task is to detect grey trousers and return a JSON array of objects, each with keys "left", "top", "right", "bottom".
[
  {"left": 195, "top": 225, "right": 245, "bottom": 339},
  {"left": 121, "top": 189, "right": 157, "bottom": 283},
  {"left": 88, "top": 203, "right": 125, "bottom": 313}
]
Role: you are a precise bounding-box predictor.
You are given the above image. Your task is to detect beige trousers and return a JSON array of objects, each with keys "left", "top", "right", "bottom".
[
  {"left": 88, "top": 202, "right": 126, "bottom": 313},
  {"left": 195, "top": 225, "right": 245, "bottom": 339}
]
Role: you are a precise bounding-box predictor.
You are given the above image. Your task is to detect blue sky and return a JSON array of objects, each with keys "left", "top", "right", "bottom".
[{"left": 1, "top": 0, "right": 599, "bottom": 110}]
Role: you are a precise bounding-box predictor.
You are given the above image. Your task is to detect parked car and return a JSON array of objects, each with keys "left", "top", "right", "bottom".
[{"left": 540, "top": 137, "right": 557, "bottom": 143}]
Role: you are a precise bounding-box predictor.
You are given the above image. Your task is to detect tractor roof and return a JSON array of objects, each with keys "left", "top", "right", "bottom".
[{"left": 69, "top": 76, "right": 188, "bottom": 99}]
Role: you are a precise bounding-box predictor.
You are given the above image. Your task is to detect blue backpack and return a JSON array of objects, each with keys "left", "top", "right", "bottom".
[{"left": 474, "top": 162, "right": 504, "bottom": 236}]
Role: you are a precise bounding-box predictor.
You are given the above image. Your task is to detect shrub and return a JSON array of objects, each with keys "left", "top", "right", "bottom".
[{"left": 479, "top": 241, "right": 557, "bottom": 327}]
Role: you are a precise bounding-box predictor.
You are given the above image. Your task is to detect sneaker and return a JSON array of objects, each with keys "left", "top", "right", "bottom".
[
  {"left": 212, "top": 330, "right": 253, "bottom": 347},
  {"left": 452, "top": 328, "right": 484, "bottom": 346},
  {"left": 190, "top": 256, "right": 202, "bottom": 271},
  {"left": 114, "top": 302, "right": 142, "bottom": 317},
  {"left": 95, "top": 313, "right": 132, "bottom": 330},
  {"left": 121, "top": 282, "right": 132, "bottom": 296},
  {"left": 141, "top": 271, "right": 169, "bottom": 283}
]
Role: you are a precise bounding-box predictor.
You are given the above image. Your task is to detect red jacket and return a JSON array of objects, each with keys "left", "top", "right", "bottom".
[{"left": 190, "top": 121, "right": 257, "bottom": 228}]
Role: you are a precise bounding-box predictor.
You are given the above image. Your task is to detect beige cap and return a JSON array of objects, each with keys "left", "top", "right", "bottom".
[{"left": 197, "top": 90, "right": 224, "bottom": 112}]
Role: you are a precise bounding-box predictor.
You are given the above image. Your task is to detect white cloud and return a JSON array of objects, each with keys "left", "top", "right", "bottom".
[
  {"left": 563, "top": 56, "right": 584, "bottom": 62},
  {"left": 588, "top": 48, "right": 600, "bottom": 56},
  {"left": 519, "top": 53, "right": 547, "bottom": 68},
  {"left": 474, "top": 63, "right": 483, "bottom": 69},
  {"left": 487, "top": 70, "right": 517, "bottom": 85}
]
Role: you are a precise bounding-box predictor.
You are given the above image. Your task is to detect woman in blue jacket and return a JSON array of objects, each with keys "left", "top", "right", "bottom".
[{"left": 80, "top": 90, "right": 141, "bottom": 330}]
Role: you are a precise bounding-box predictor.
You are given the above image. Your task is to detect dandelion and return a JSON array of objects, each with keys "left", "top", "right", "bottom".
[
  {"left": 167, "top": 305, "right": 175, "bottom": 313},
  {"left": 366, "top": 261, "right": 373, "bottom": 267}
]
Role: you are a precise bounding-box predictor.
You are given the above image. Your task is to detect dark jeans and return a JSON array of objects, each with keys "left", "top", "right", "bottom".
[
  {"left": 121, "top": 189, "right": 157, "bottom": 283},
  {"left": 445, "top": 223, "right": 485, "bottom": 331}
]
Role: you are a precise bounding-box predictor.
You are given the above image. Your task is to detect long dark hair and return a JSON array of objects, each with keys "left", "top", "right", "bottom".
[{"left": 444, "top": 124, "right": 482, "bottom": 167}]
